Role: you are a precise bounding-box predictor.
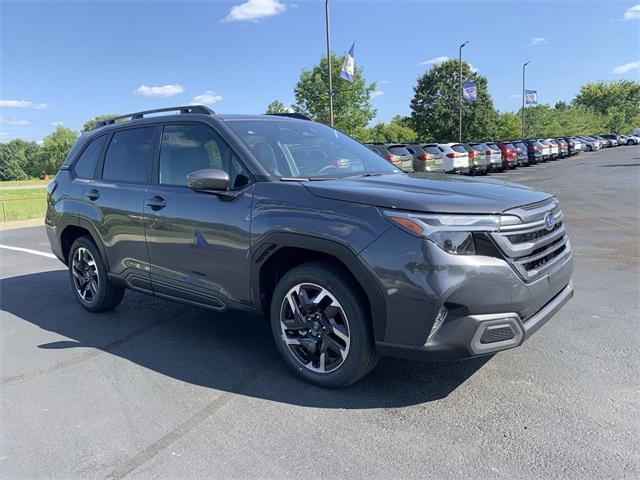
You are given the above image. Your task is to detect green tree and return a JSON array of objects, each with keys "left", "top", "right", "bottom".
[
  {"left": 293, "top": 53, "right": 377, "bottom": 137},
  {"left": 265, "top": 100, "right": 291, "bottom": 114},
  {"left": 574, "top": 80, "right": 640, "bottom": 133},
  {"left": 82, "top": 114, "right": 119, "bottom": 133},
  {"left": 0, "top": 142, "right": 27, "bottom": 181},
  {"left": 495, "top": 112, "right": 522, "bottom": 139},
  {"left": 361, "top": 115, "right": 418, "bottom": 143},
  {"left": 0, "top": 139, "right": 41, "bottom": 180},
  {"left": 410, "top": 59, "right": 497, "bottom": 141},
  {"left": 33, "top": 126, "right": 78, "bottom": 176}
]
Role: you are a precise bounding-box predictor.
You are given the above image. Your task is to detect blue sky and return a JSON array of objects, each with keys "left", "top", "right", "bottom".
[{"left": 1, "top": 0, "right": 639, "bottom": 142}]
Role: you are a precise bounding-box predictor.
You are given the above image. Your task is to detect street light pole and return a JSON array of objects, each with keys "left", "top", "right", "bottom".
[
  {"left": 325, "top": 0, "right": 334, "bottom": 127},
  {"left": 522, "top": 61, "right": 530, "bottom": 138},
  {"left": 459, "top": 41, "right": 469, "bottom": 142}
]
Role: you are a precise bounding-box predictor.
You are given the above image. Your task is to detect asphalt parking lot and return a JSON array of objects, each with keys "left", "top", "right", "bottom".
[{"left": 1, "top": 146, "right": 639, "bottom": 479}]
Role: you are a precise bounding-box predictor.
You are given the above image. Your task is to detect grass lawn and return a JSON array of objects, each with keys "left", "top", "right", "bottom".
[
  {"left": 0, "top": 188, "right": 47, "bottom": 222},
  {"left": 0, "top": 178, "right": 49, "bottom": 188}
]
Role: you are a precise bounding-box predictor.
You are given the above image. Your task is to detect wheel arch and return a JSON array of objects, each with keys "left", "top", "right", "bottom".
[
  {"left": 60, "top": 220, "right": 109, "bottom": 270},
  {"left": 251, "top": 233, "right": 387, "bottom": 342}
]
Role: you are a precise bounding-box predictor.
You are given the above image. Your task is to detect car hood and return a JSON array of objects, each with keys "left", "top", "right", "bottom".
[{"left": 303, "top": 172, "right": 552, "bottom": 215}]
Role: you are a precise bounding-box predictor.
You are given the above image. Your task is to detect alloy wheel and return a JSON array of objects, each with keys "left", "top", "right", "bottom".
[
  {"left": 279, "top": 283, "right": 350, "bottom": 373},
  {"left": 71, "top": 247, "right": 99, "bottom": 303}
]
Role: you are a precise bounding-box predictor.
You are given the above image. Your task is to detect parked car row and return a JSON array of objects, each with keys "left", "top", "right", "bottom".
[{"left": 366, "top": 133, "right": 639, "bottom": 175}]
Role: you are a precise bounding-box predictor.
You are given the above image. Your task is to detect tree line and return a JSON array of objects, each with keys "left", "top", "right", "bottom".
[{"left": 1, "top": 54, "right": 638, "bottom": 181}]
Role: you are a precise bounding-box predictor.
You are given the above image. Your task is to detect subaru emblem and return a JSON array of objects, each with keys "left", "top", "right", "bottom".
[{"left": 544, "top": 212, "right": 555, "bottom": 231}]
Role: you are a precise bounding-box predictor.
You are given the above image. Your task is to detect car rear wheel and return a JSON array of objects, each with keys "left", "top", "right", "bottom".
[
  {"left": 69, "top": 236, "right": 124, "bottom": 312},
  {"left": 270, "top": 261, "right": 378, "bottom": 388}
]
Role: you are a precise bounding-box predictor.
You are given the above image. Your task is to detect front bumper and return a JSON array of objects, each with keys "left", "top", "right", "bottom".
[{"left": 360, "top": 227, "right": 574, "bottom": 361}]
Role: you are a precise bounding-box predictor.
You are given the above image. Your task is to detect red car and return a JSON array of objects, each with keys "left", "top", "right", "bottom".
[{"left": 495, "top": 141, "right": 518, "bottom": 169}]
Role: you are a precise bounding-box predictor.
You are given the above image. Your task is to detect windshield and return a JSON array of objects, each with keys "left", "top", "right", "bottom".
[{"left": 226, "top": 119, "right": 399, "bottom": 178}]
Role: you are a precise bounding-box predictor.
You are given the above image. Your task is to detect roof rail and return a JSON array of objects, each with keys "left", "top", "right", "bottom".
[
  {"left": 266, "top": 112, "right": 311, "bottom": 121},
  {"left": 94, "top": 105, "right": 215, "bottom": 129}
]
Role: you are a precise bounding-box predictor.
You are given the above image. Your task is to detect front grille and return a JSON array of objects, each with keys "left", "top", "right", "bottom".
[
  {"left": 523, "top": 243, "right": 567, "bottom": 271},
  {"left": 508, "top": 221, "right": 563, "bottom": 244},
  {"left": 491, "top": 204, "right": 571, "bottom": 282}
]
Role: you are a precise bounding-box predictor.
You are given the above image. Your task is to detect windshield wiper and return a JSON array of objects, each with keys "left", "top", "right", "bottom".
[{"left": 279, "top": 176, "right": 334, "bottom": 182}]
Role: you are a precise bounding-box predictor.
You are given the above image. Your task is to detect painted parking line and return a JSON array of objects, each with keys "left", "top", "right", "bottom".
[{"left": 0, "top": 244, "right": 56, "bottom": 259}]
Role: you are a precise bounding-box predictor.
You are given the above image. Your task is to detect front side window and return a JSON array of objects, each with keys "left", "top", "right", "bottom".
[
  {"left": 74, "top": 135, "right": 107, "bottom": 179},
  {"left": 226, "top": 120, "right": 398, "bottom": 178},
  {"left": 159, "top": 124, "right": 250, "bottom": 188},
  {"left": 103, "top": 127, "right": 155, "bottom": 183}
]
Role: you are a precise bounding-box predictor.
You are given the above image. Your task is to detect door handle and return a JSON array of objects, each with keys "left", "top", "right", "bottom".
[
  {"left": 86, "top": 188, "right": 100, "bottom": 201},
  {"left": 145, "top": 196, "right": 166, "bottom": 210}
]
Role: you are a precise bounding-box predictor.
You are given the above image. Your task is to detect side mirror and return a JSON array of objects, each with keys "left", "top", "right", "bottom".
[{"left": 187, "top": 169, "right": 230, "bottom": 193}]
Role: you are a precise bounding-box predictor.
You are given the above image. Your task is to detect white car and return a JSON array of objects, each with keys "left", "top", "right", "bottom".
[
  {"left": 543, "top": 139, "right": 559, "bottom": 159},
  {"left": 437, "top": 143, "right": 471, "bottom": 174}
]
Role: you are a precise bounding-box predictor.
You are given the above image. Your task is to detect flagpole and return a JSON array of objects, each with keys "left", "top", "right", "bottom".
[
  {"left": 522, "top": 61, "right": 530, "bottom": 137},
  {"left": 325, "top": 0, "right": 334, "bottom": 127}
]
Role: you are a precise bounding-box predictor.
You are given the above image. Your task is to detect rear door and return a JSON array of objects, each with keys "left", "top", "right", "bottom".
[
  {"left": 143, "top": 122, "right": 254, "bottom": 311},
  {"left": 88, "top": 126, "right": 157, "bottom": 291}
]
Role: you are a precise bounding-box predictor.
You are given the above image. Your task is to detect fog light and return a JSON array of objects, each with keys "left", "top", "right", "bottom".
[{"left": 427, "top": 306, "right": 448, "bottom": 342}]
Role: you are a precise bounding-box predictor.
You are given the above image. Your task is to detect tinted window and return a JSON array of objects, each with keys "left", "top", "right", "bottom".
[
  {"left": 103, "top": 127, "right": 155, "bottom": 183},
  {"left": 387, "top": 146, "right": 410, "bottom": 156},
  {"left": 424, "top": 145, "right": 441, "bottom": 155},
  {"left": 74, "top": 135, "right": 106, "bottom": 179},
  {"left": 514, "top": 142, "right": 526, "bottom": 149},
  {"left": 159, "top": 124, "right": 250, "bottom": 188},
  {"left": 486, "top": 143, "right": 498, "bottom": 149},
  {"left": 502, "top": 142, "right": 515, "bottom": 149},
  {"left": 470, "top": 144, "right": 486, "bottom": 152},
  {"left": 226, "top": 120, "right": 397, "bottom": 178},
  {"left": 451, "top": 144, "right": 467, "bottom": 153}
]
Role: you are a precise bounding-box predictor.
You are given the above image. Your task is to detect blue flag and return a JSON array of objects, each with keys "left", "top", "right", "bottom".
[
  {"left": 340, "top": 41, "right": 355, "bottom": 82},
  {"left": 525, "top": 90, "right": 538, "bottom": 105},
  {"left": 463, "top": 81, "right": 477, "bottom": 101}
]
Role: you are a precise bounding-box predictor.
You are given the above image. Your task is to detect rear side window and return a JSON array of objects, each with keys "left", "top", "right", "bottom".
[
  {"left": 387, "top": 146, "right": 410, "bottom": 156},
  {"left": 451, "top": 144, "right": 467, "bottom": 153},
  {"left": 103, "top": 127, "right": 155, "bottom": 183},
  {"left": 73, "top": 135, "right": 107, "bottom": 179}
]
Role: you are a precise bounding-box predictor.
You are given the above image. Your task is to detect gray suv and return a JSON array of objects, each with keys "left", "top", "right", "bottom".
[{"left": 46, "top": 106, "right": 574, "bottom": 387}]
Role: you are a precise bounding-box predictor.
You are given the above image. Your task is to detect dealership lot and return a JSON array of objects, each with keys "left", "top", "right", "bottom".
[{"left": 1, "top": 146, "right": 638, "bottom": 479}]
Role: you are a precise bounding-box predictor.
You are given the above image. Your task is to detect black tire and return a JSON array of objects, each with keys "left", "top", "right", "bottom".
[
  {"left": 270, "top": 261, "right": 378, "bottom": 388},
  {"left": 68, "top": 236, "right": 124, "bottom": 312}
]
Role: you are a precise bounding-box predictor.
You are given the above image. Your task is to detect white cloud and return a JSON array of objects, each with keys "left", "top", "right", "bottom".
[
  {"left": 613, "top": 60, "right": 640, "bottom": 74},
  {"left": 222, "top": 0, "right": 286, "bottom": 23},
  {"left": 51, "top": 121, "right": 65, "bottom": 127},
  {"left": 623, "top": 4, "right": 640, "bottom": 20},
  {"left": 417, "top": 56, "right": 449, "bottom": 66},
  {"left": 468, "top": 63, "right": 478, "bottom": 73},
  {"left": 371, "top": 90, "right": 384, "bottom": 99},
  {"left": 0, "top": 116, "right": 30, "bottom": 125},
  {"left": 133, "top": 84, "right": 184, "bottom": 98},
  {"left": 0, "top": 99, "right": 50, "bottom": 110},
  {"left": 528, "top": 36, "right": 548, "bottom": 46},
  {"left": 191, "top": 91, "right": 223, "bottom": 106}
]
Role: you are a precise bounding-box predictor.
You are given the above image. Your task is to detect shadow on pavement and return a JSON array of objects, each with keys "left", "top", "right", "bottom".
[{"left": 1, "top": 270, "right": 491, "bottom": 409}]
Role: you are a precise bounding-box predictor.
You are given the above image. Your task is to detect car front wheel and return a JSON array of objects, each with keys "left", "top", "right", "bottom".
[{"left": 270, "top": 261, "right": 378, "bottom": 388}]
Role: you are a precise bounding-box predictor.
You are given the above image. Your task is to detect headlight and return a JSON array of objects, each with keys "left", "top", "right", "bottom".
[{"left": 381, "top": 210, "right": 517, "bottom": 255}]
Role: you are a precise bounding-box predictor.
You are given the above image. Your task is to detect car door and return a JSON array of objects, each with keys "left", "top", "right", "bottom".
[
  {"left": 86, "top": 125, "right": 158, "bottom": 292},
  {"left": 143, "top": 122, "right": 254, "bottom": 311}
]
